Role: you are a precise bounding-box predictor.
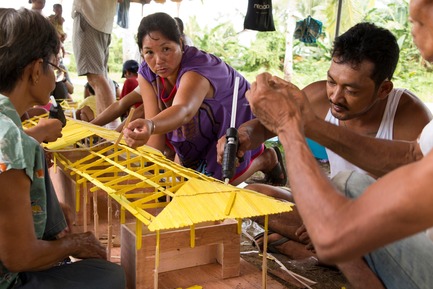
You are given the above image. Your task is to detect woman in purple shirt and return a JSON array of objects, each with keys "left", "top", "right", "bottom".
[{"left": 124, "top": 12, "right": 285, "bottom": 185}]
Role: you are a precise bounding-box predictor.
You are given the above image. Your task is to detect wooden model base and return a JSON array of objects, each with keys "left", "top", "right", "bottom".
[
  {"left": 50, "top": 164, "right": 90, "bottom": 226},
  {"left": 121, "top": 220, "right": 240, "bottom": 289}
]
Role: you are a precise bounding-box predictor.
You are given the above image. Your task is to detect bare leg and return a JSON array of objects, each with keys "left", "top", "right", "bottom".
[
  {"left": 246, "top": 183, "right": 294, "bottom": 201},
  {"left": 246, "top": 183, "right": 319, "bottom": 262},
  {"left": 338, "top": 259, "right": 385, "bottom": 289},
  {"left": 87, "top": 73, "right": 115, "bottom": 115},
  {"left": 246, "top": 183, "right": 302, "bottom": 240},
  {"left": 231, "top": 148, "right": 279, "bottom": 185}
]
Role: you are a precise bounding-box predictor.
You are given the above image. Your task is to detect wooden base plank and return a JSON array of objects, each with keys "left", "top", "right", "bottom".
[{"left": 158, "top": 258, "right": 287, "bottom": 289}]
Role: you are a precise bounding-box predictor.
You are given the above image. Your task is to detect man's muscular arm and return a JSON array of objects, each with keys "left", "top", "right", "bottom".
[{"left": 305, "top": 118, "right": 423, "bottom": 177}]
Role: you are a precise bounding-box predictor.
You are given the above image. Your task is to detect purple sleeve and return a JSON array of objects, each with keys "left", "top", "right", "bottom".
[{"left": 138, "top": 61, "right": 156, "bottom": 83}]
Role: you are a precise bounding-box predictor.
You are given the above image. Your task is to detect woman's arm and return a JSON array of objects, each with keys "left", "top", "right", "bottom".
[
  {"left": 0, "top": 170, "right": 107, "bottom": 272},
  {"left": 91, "top": 89, "right": 142, "bottom": 127},
  {"left": 25, "top": 118, "right": 63, "bottom": 143},
  {"left": 124, "top": 72, "right": 210, "bottom": 150},
  {"left": 147, "top": 71, "right": 210, "bottom": 132}
]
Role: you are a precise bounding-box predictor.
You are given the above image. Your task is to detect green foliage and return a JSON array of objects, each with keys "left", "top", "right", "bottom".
[
  {"left": 190, "top": 18, "right": 246, "bottom": 68},
  {"left": 108, "top": 34, "right": 123, "bottom": 74},
  {"left": 66, "top": 52, "right": 77, "bottom": 73},
  {"left": 242, "top": 30, "right": 286, "bottom": 72},
  {"left": 188, "top": 8, "right": 286, "bottom": 73},
  {"left": 291, "top": 58, "right": 329, "bottom": 88},
  {"left": 362, "top": 0, "right": 433, "bottom": 100},
  {"left": 65, "top": 0, "right": 433, "bottom": 102}
]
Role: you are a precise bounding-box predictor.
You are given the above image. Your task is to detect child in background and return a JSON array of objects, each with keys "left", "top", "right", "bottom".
[
  {"left": 76, "top": 83, "right": 97, "bottom": 122},
  {"left": 119, "top": 60, "right": 139, "bottom": 120},
  {"left": 48, "top": 4, "right": 67, "bottom": 57}
]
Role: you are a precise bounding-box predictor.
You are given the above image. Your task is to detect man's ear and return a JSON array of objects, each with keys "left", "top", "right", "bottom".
[{"left": 377, "top": 80, "right": 393, "bottom": 100}]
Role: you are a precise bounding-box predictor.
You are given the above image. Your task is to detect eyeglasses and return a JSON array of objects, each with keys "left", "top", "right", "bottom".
[{"left": 46, "top": 61, "right": 67, "bottom": 82}]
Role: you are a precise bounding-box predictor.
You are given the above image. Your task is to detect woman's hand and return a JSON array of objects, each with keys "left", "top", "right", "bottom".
[
  {"left": 25, "top": 118, "right": 63, "bottom": 144},
  {"left": 123, "top": 118, "right": 154, "bottom": 148}
]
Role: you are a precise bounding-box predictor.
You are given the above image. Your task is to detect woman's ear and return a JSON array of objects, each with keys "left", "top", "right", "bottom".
[
  {"left": 30, "top": 59, "right": 43, "bottom": 85},
  {"left": 179, "top": 38, "right": 184, "bottom": 52}
]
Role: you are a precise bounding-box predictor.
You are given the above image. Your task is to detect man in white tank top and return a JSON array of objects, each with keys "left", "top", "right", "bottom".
[
  {"left": 221, "top": 22, "right": 432, "bottom": 288},
  {"left": 325, "top": 88, "right": 421, "bottom": 178}
]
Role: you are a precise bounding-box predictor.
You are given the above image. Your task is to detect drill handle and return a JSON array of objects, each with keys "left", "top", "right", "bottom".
[
  {"left": 49, "top": 102, "right": 67, "bottom": 127},
  {"left": 222, "top": 127, "right": 239, "bottom": 181}
]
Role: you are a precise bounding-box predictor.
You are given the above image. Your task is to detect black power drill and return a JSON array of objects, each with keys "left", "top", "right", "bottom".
[
  {"left": 49, "top": 96, "right": 67, "bottom": 127},
  {"left": 222, "top": 76, "right": 242, "bottom": 184},
  {"left": 222, "top": 127, "right": 239, "bottom": 184}
]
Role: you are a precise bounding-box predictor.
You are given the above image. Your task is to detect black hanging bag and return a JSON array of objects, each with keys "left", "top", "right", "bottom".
[{"left": 243, "top": 0, "right": 276, "bottom": 32}]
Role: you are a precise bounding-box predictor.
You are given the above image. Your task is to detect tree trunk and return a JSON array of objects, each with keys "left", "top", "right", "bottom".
[{"left": 283, "top": 1, "right": 297, "bottom": 82}]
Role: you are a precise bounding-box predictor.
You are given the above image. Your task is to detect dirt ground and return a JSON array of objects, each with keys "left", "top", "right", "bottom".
[
  {"left": 243, "top": 158, "right": 352, "bottom": 289},
  {"left": 239, "top": 229, "right": 350, "bottom": 289}
]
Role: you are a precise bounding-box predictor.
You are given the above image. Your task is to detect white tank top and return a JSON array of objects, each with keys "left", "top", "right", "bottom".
[
  {"left": 418, "top": 119, "right": 433, "bottom": 156},
  {"left": 325, "top": 88, "right": 406, "bottom": 178},
  {"left": 417, "top": 117, "right": 433, "bottom": 241}
]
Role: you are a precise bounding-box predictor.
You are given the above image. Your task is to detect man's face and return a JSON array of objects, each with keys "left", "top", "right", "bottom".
[
  {"left": 410, "top": 0, "right": 433, "bottom": 62},
  {"left": 326, "top": 58, "right": 382, "bottom": 121}
]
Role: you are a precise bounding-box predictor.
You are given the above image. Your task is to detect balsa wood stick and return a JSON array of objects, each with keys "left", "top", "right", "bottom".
[{"left": 115, "top": 107, "right": 135, "bottom": 146}]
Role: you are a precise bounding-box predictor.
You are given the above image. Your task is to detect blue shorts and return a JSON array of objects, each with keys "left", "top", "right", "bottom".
[{"left": 332, "top": 171, "right": 433, "bottom": 289}]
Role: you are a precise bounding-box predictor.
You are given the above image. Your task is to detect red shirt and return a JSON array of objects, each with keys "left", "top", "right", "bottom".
[{"left": 120, "top": 77, "right": 141, "bottom": 108}]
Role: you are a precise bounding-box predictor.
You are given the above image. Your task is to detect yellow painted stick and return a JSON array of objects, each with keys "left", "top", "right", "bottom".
[
  {"left": 224, "top": 191, "right": 236, "bottom": 215},
  {"left": 154, "top": 230, "right": 160, "bottom": 289},
  {"left": 83, "top": 181, "right": 88, "bottom": 232},
  {"left": 107, "top": 197, "right": 112, "bottom": 259},
  {"left": 93, "top": 190, "right": 99, "bottom": 239},
  {"left": 262, "top": 215, "right": 269, "bottom": 289},
  {"left": 190, "top": 224, "right": 196, "bottom": 248},
  {"left": 114, "top": 107, "right": 135, "bottom": 146},
  {"left": 136, "top": 220, "right": 142, "bottom": 250}
]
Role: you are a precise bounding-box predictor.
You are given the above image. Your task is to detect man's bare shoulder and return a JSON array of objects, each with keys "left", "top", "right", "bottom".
[
  {"left": 302, "top": 80, "right": 329, "bottom": 118},
  {"left": 394, "top": 89, "right": 433, "bottom": 140}
]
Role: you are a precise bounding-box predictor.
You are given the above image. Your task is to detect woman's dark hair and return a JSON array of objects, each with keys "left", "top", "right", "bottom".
[
  {"left": 332, "top": 22, "right": 399, "bottom": 87},
  {"left": 174, "top": 17, "right": 184, "bottom": 34},
  {"left": 136, "top": 12, "right": 181, "bottom": 53},
  {"left": 0, "top": 8, "right": 60, "bottom": 93}
]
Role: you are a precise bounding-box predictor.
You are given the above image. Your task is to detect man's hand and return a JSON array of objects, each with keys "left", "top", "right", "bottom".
[
  {"left": 68, "top": 232, "right": 107, "bottom": 260},
  {"left": 246, "top": 73, "right": 304, "bottom": 136},
  {"left": 216, "top": 126, "right": 252, "bottom": 165}
]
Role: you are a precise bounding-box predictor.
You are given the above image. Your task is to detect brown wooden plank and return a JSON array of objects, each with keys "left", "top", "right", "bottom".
[{"left": 158, "top": 258, "right": 287, "bottom": 289}]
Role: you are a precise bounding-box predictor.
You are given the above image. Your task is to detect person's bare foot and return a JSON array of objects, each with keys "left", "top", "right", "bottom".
[{"left": 254, "top": 231, "right": 316, "bottom": 260}]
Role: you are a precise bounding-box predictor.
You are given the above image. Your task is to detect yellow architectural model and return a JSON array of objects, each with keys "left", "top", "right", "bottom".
[{"left": 23, "top": 115, "right": 294, "bottom": 289}]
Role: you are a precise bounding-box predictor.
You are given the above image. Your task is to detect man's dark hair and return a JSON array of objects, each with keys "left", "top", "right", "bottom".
[
  {"left": 332, "top": 22, "right": 399, "bottom": 87},
  {"left": 136, "top": 12, "right": 182, "bottom": 53},
  {"left": 85, "top": 82, "right": 95, "bottom": 96},
  {"left": 0, "top": 8, "right": 60, "bottom": 93}
]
